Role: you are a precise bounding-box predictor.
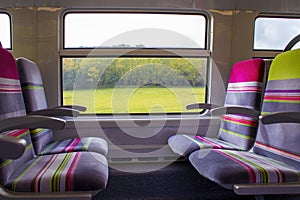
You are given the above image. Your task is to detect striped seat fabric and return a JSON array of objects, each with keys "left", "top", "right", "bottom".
[
  {"left": 168, "top": 58, "right": 265, "bottom": 156},
  {"left": 189, "top": 49, "right": 300, "bottom": 188},
  {"left": 0, "top": 46, "right": 108, "bottom": 193},
  {"left": 16, "top": 57, "right": 108, "bottom": 156}
]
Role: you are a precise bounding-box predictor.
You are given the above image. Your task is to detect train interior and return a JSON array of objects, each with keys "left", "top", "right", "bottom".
[{"left": 0, "top": 0, "right": 300, "bottom": 200}]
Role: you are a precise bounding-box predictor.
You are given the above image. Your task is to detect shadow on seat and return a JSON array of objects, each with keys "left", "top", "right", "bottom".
[
  {"left": 189, "top": 48, "right": 300, "bottom": 196},
  {"left": 16, "top": 57, "right": 108, "bottom": 156},
  {"left": 168, "top": 58, "right": 266, "bottom": 156},
  {"left": 0, "top": 45, "right": 108, "bottom": 199}
]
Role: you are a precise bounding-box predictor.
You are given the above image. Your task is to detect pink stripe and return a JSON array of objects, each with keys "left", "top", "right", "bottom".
[
  {"left": 255, "top": 142, "right": 300, "bottom": 161},
  {"left": 64, "top": 139, "right": 81, "bottom": 152},
  {"left": 227, "top": 89, "right": 262, "bottom": 92},
  {"left": 222, "top": 115, "right": 258, "bottom": 126},
  {"left": 33, "top": 155, "right": 57, "bottom": 192},
  {"left": 66, "top": 152, "right": 81, "bottom": 191},
  {"left": 242, "top": 153, "right": 284, "bottom": 183},
  {"left": 7, "top": 129, "right": 29, "bottom": 137},
  {"left": 264, "top": 96, "right": 300, "bottom": 101},
  {"left": 0, "top": 89, "right": 22, "bottom": 92},
  {"left": 194, "top": 136, "right": 223, "bottom": 148},
  {"left": 216, "top": 150, "right": 256, "bottom": 183}
]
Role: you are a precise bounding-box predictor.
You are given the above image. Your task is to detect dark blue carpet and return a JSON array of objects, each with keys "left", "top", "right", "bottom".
[{"left": 93, "top": 161, "right": 255, "bottom": 200}]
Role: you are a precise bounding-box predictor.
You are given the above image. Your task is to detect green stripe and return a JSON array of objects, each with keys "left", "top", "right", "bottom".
[
  {"left": 51, "top": 154, "right": 72, "bottom": 192},
  {"left": 220, "top": 128, "right": 254, "bottom": 140},
  {"left": 0, "top": 144, "right": 33, "bottom": 168},
  {"left": 82, "top": 138, "right": 92, "bottom": 151},
  {"left": 40, "top": 142, "right": 58, "bottom": 155},
  {"left": 226, "top": 151, "right": 269, "bottom": 183},
  {"left": 264, "top": 100, "right": 300, "bottom": 104},
  {"left": 11, "top": 156, "right": 43, "bottom": 191},
  {"left": 183, "top": 135, "right": 207, "bottom": 149},
  {"left": 22, "top": 86, "right": 44, "bottom": 90}
]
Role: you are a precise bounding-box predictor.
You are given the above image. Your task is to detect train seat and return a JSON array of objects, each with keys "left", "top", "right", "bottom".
[
  {"left": 189, "top": 49, "right": 300, "bottom": 195},
  {"left": 0, "top": 45, "right": 108, "bottom": 197},
  {"left": 168, "top": 58, "right": 265, "bottom": 156},
  {"left": 16, "top": 57, "right": 108, "bottom": 156}
]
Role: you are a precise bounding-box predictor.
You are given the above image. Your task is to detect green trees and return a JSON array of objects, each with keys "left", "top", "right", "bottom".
[{"left": 63, "top": 57, "right": 207, "bottom": 90}]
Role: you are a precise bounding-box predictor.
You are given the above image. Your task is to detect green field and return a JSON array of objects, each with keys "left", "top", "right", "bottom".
[{"left": 63, "top": 87, "right": 205, "bottom": 113}]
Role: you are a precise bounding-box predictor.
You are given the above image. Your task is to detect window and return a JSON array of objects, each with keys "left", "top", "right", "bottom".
[
  {"left": 61, "top": 11, "right": 211, "bottom": 114},
  {"left": 0, "top": 13, "right": 11, "bottom": 49},
  {"left": 254, "top": 17, "right": 300, "bottom": 50}
]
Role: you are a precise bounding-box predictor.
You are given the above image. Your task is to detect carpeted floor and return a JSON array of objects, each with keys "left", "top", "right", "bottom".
[{"left": 93, "top": 161, "right": 255, "bottom": 200}]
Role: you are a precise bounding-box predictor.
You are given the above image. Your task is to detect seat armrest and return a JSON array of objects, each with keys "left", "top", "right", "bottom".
[
  {"left": 186, "top": 103, "right": 219, "bottom": 110},
  {"left": 261, "top": 112, "right": 300, "bottom": 124},
  {"left": 234, "top": 182, "right": 300, "bottom": 195},
  {"left": 0, "top": 116, "right": 66, "bottom": 159},
  {"left": 55, "top": 105, "right": 87, "bottom": 112},
  {"left": 210, "top": 106, "right": 260, "bottom": 119},
  {"left": 28, "top": 108, "right": 80, "bottom": 117},
  {"left": 0, "top": 135, "right": 26, "bottom": 159},
  {"left": 0, "top": 115, "right": 66, "bottom": 133}
]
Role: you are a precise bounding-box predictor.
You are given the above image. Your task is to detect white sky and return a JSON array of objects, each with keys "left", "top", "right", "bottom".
[
  {"left": 0, "top": 14, "right": 11, "bottom": 48},
  {"left": 64, "top": 13, "right": 206, "bottom": 48}
]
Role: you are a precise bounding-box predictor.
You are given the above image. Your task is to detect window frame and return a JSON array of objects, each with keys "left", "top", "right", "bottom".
[
  {"left": 0, "top": 11, "right": 12, "bottom": 50},
  {"left": 59, "top": 9, "right": 213, "bottom": 115}
]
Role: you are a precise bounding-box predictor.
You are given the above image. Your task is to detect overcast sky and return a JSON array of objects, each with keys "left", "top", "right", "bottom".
[{"left": 254, "top": 17, "right": 300, "bottom": 50}]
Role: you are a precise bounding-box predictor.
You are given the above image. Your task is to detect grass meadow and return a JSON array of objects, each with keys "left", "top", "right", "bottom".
[{"left": 63, "top": 87, "right": 205, "bottom": 113}]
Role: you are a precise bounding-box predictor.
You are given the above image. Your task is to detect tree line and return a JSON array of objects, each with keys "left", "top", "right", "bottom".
[{"left": 63, "top": 57, "right": 206, "bottom": 90}]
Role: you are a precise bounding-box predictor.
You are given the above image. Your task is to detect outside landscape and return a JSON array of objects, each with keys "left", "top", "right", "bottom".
[{"left": 63, "top": 57, "right": 207, "bottom": 113}]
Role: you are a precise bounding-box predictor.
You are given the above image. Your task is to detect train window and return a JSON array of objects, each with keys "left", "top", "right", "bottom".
[
  {"left": 0, "top": 13, "right": 11, "bottom": 49},
  {"left": 254, "top": 17, "right": 300, "bottom": 50},
  {"left": 61, "top": 11, "right": 210, "bottom": 114}
]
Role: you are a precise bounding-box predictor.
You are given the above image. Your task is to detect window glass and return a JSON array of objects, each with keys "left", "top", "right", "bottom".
[
  {"left": 0, "top": 13, "right": 11, "bottom": 49},
  {"left": 64, "top": 13, "right": 206, "bottom": 48},
  {"left": 254, "top": 17, "right": 300, "bottom": 50},
  {"left": 291, "top": 41, "right": 300, "bottom": 50},
  {"left": 62, "top": 11, "right": 209, "bottom": 114},
  {"left": 62, "top": 57, "right": 207, "bottom": 114}
]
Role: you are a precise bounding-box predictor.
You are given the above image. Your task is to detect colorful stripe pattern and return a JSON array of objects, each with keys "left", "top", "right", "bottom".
[
  {"left": 189, "top": 49, "right": 300, "bottom": 188},
  {"left": 6, "top": 152, "right": 108, "bottom": 192},
  {"left": 253, "top": 49, "right": 300, "bottom": 168},
  {"left": 218, "top": 114, "right": 258, "bottom": 150},
  {"left": 216, "top": 59, "right": 264, "bottom": 150},
  {"left": 17, "top": 58, "right": 48, "bottom": 113},
  {"left": 168, "top": 134, "right": 243, "bottom": 156},
  {"left": 30, "top": 128, "right": 55, "bottom": 154},
  {"left": 0, "top": 47, "right": 35, "bottom": 186},
  {"left": 225, "top": 81, "right": 263, "bottom": 109},
  {"left": 189, "top": 149, "right": 300, "bottom": 187},
  {"left": 39, "top": 137, "right": 108, "bottom": 156},
  {"left": 261, "top": 78, "right": 300, "bottom": 115},
  {"left": 168, "top": 58, "right": 265, "bottom": 156},
  {"left": 0, "top": 47, "right": 109, "bottom": 193},
  {"left": 17, "top": 58, "right": 109, "bottom": 156}
]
